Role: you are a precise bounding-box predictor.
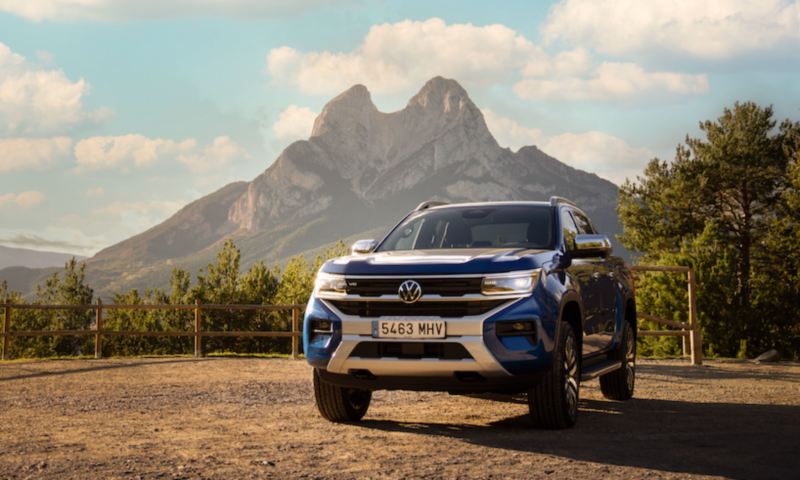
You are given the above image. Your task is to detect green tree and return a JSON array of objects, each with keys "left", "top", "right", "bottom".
[
  {"left": 240, "top": 261, "right": 280, "bottom": 304},
  {"left": 192, "top": 239, "right": 241, "bottom": 304},
  {"left": 619, "top": 102, "right": 800, "bottom": 358},
  {"left": 169, "top": 268, "right": 191, "bottom": 304},
  {"left": 275, "top": 240, "right": 348, "bottom": 306},
  {"left": 27, "top": 259, "right": 95, "bottom": 356},
  {"left": 274, "top": 255, "right": 313, "bottom": 305}
]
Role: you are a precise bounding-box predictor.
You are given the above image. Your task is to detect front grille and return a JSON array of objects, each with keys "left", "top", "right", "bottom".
[
  {"left": 345, "top": 277, "right": 483, "bottom": 297},
  {"left": 351, "top": 341, "right": 473, "bottom": 360},
  {"left": 329, "top": 300, "right": 507, "bottom": 317}
]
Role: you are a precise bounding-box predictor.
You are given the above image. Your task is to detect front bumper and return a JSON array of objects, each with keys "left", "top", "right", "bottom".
[{"left": 303, "top": 281, "right": 560, "bottom": 390}]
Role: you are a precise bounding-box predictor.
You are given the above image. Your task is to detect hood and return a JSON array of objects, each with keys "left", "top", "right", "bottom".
[{"left": 320, "top": 248, "right": 555, "bottom": 276}]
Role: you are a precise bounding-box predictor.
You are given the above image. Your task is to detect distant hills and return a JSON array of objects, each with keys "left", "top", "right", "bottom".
[
  {"left": 0, "top": 245, "right": 84, "bottom": 295},
  {"left": 1, "top": 77, "right": 623, "bottom": 297},
  {"left": 0, "top": 245, "right": 84, "bottom": 270}
]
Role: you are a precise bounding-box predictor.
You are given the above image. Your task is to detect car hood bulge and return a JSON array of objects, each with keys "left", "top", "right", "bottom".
[{"left": 320, "top": 248, "right": 553, "bottom": 276}]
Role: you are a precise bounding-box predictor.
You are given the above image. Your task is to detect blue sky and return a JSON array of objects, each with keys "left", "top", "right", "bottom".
[{"left": 1, "top": 0, "right": 799, "bottom": 255}]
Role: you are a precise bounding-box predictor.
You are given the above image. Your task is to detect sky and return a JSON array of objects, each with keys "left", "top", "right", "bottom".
[{"left": 0, "top": 0, "right": 799, "bottom": 256}]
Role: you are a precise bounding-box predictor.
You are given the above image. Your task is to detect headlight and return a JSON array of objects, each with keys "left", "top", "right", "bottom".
[
  {"left": 481, "top": 271, "right": 540, "bottom": 295},
  {"left": 314, "top": 272, "right": 347, "bottom": 294}
]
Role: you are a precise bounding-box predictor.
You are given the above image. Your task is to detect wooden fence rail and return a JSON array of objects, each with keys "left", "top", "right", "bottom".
[
  {"left": 0, "top": 301, "right": 305, "bottom": 361},
  {"left": 631, "top": 265, "right": 702, "bottom": 365}
]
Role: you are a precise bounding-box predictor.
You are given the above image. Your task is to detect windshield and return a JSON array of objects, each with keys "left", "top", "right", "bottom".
[{"left": 377, "top": 205, "right": 554, "bottom": 251}]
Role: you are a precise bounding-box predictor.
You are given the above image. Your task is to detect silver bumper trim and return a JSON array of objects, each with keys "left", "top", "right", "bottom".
[{"left": 320, "top": 297, "right": 521, "bottom": 378}]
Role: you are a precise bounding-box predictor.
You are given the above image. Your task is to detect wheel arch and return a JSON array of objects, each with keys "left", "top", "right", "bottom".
[{"left": 560, "top": 298, "right": 583, "bottom": 353}]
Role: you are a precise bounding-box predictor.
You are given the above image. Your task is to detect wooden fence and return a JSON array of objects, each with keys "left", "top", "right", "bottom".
[
  {"left": 631, "top": 265, "right": 702, "bottom": 365},
  {"left": 0, "top": 300, "right": 304, "bottom": 361}
]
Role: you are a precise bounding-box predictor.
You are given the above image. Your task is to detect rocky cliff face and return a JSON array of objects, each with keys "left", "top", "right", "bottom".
[{"left": 80, "top": 76, "right": 622, "bottom": 295}]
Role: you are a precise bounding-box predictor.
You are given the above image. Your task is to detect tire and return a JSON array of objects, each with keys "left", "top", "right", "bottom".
[
  {"left": 313, "top": 369, "right": 372, "bottom": 422},
  {"left": 600, "top": 321, "right": 636, "bottom": 400},
  {"left": 528, "top": 322, "right": 580, "bottom": 429}
]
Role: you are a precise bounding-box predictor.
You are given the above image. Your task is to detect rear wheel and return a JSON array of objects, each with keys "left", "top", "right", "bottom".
[
  {"left": 527, "top": 322, "right": 580, "bottom": 429},
  {"left": 600, "top": 321, "right": 636, "bottom": 400},
  {"left": 313, "top": 369, "right": 372, "bottom": 422}
]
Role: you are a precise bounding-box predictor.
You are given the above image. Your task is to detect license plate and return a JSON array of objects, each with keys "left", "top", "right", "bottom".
[{"left": 375, "top": 320, "right": 446, "bottom": 339}]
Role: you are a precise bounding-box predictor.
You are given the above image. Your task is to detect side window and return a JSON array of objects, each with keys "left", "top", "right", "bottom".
[
  {"left": 571, "top": 210, "right": 595, "bottom": 235},
  {"left": 559, "top": 208, "right": 578, "bottom": 251}
]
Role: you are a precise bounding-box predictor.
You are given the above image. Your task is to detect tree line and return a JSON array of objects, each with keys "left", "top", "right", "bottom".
[
  {"left": 0, "top": 240, "right": 347, "bottom": 358},
  {"left": 619, "top": 101, "right": 799, "bottom": 359}
]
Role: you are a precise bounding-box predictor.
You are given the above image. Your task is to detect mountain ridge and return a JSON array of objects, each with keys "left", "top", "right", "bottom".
[{"left": 0, "top": 245, "right": 86, "bottom": 270}]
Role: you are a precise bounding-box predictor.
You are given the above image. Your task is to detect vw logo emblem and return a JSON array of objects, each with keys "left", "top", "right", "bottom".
[{"left": 398, "top": 280, "right": 422, "bottom": 304}]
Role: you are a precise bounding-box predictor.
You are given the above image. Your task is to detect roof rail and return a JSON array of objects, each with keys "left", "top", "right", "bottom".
[
  {"left": 414, "top": 200, "right": 449, "bottom": 212},
  {"left": 549, "top": 196, "right": 577, "bottom": 207}
]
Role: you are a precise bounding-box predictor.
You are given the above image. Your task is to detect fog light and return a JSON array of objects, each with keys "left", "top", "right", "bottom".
[
  {"left": 496, "top": 320, "right": 536, "bottom": 337},
  {"left": 313, "top": 319, "right": 332, "bottom": 332}
]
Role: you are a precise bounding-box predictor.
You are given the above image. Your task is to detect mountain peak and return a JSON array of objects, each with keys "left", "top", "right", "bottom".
[
  {"left": 334, "top": 83, "right": 373, "bottom": 105},
  {"left": 311, "top": 84, "right": 377, "bottom": 137},
  {"left": 408, "top": 76, "right": 471, "bottom": 111}
]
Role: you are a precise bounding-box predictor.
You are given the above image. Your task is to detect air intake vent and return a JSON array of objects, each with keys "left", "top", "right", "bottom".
[
  {"left": 345, "top": 277, "right": 483, "bottom": 297},
  {"left": 351, "top": 342, "right": 473, "bottom": 360},
  {"left": 329, "top": 300, "right": 506, "bottom": 317}
]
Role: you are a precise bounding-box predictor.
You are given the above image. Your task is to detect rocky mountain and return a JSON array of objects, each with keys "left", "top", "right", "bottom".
[{"left": 2, "top": 77, "right": 623, "bottom": 297}]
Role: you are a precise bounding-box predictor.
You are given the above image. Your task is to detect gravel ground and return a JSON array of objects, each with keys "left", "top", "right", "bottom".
[{"left": 0, "top": 357, "right": 798, "bottom": 479}]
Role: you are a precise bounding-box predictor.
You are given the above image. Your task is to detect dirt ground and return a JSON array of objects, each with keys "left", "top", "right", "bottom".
[{"left": 0, "top": 357, "right": 798, "bottom": 480}]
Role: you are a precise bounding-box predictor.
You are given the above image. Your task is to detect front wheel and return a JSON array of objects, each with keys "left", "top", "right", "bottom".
[
  {"left": 313, "top": 369, "right": 372, "bottom": 422},
  {"left": 600, "top": 321, "right": 636, "bottom": 400},
  {"left": 527, "top": 322, "right": 580, "bottom": 429}
]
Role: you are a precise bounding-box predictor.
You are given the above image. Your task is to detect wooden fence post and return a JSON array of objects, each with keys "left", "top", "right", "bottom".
[
  {"left": 687, "top": 269, "right": 702, "bottom": 365},
  {"left": 291, "top": 306, "right": 299, "bottom": 359},
  {"left": 2, "top": 298, "right": 9, "bottom": 361},
  {"left": 682, "top": 334, "right": 688, "bottom": 358},
  {"left": 94, "top": 298, "right": 103, "bottom": 359},
  {"left": 194, "top": 299, "right": 202, "bottom": 358}
]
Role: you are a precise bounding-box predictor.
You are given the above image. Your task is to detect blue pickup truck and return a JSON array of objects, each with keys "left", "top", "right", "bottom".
[{"left": 303, "top": 197, "right": 637, "bottom": 428}]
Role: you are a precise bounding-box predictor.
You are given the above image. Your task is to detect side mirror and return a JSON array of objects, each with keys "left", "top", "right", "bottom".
[
  {"left": 351, "top": 239, "right": 377, "bottom": 255},
  {"left": 573, "top": 234, "right": 612, "bottom": 258}
]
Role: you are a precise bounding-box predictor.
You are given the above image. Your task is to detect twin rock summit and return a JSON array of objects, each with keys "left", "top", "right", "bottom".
[{"left": 77, "top": 77, "right": 622, "bottom": 294}]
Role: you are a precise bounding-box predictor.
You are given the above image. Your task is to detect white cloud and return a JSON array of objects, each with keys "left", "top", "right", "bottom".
[
  {"left": 267, "top": 17, "right": 709, "bottom": 102},
  {"left": 177, "top": 135, "right": 250, "bottom": 174},
  {"left": 514, "top": 62, "right": 709, "bottom": 101},
  {"left": 0, "top": 190, "right": 45, "bottom": 208},
  {"left": 0, "top": 0, "right": 352, "bottom": 22},
  {"left": 0, "top": 136, "right": 72, "bottom": 172},
  {"left": 0, "top": 42, "right": 105, "bottom": 135},
  {"left": 482, "top": 109, "right": 653, "bottom": 185},
  {"left": 542, "top": 0, "right": 800, "bottom": 59},
  {"left": 1, "top": 226, "right": 110, "bottom": 256},
  {"left": 273, "top": 105, "right": 317, "bottom": 141},
  {"left": 74, "top": 134, "right": 196, "bottom": 171},
  {"left": 481, "top": 109, "right": 545, "bottom": 150},
  {"left": 541, "top": 132, "right": 655, "bottom": 185},
  {"left": 85, "top": 187, "right": 105, "bottom": 198},
  {"left": 74, "top": 133, "right": 251, "bottom": 191},
  {"left": 267, "top": 17, "right": 547, "bottom": 95}
]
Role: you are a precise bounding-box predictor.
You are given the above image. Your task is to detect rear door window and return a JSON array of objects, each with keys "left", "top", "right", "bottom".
[
  {"left": 560, "top": 208, "right": 578, "bottom": 250},
  {"left": 571, "top": 209, "right": 595, "bottom": 234}
]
